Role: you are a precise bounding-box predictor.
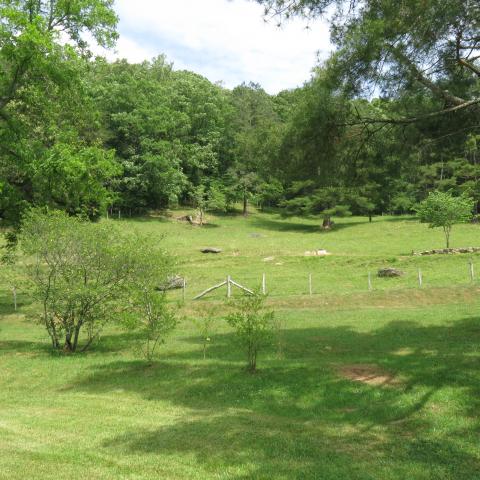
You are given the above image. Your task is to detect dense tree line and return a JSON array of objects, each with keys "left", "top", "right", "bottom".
[{"left": 1, "top": 0, "right": 479, "bottom": 226}]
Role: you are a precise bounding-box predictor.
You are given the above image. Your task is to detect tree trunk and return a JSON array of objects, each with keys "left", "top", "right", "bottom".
[
  {"left": 72, "top": 326, "right": 81, "bottom": 352},
  {"left": 45, "top": 313, "right": 60, "bottom": 350},
  {"left": 64, "top": 337, "right": 74, "bottom": 353},
  {"left": 243, "top": 191, "right": 248, "bottom": 216},
  {"left": 444, "top": 227, "right": 451, "bottom": 249},
  {"left": 322, "top": 216, "right": 333, "bottom": 229}
]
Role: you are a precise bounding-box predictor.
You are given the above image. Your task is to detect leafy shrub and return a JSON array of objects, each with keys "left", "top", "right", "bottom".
[
  {"left": 19, "top": 209, "right": 173, "bottom": 353},
  {"left": 226, "top": 293, "right": 275, "bottom": 373}
]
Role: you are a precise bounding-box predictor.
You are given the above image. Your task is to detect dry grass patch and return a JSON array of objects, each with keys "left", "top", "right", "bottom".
[{"left": 336, "top": 364, "right": 400, "bottom": 387}]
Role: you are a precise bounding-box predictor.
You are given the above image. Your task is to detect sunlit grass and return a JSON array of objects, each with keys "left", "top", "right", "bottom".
[{"left": 1, "top": 210, "right": 480, "bottom": 479}]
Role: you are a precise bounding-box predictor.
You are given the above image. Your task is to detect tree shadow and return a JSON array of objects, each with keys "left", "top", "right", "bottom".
[
  {"left": 249, "top": 216, "right": 367, "bottom": 234},
  {"left": 199, "top": 223, "right": 221, "bottom": 229},
  {"left": 101, "top": 409, "right": 479, "bottom": 479},
  {"left": 110, "top": 215, "right": 171, "bottom": 223},
  {"left": 0, "top": 292, "right": 33, "bottom": 316},
  {"left": 65, "top": 316, "right": 480, "bottom": 478},
  {"left": 378, "top": 215, "right": 417, "bottom": 223},
  {"left": 0, "top": 339, "right": 50, "bottom": 353}
]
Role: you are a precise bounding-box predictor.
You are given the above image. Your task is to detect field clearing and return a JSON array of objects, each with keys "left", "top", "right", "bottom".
[
  {"left": 125, "top": 212, "right": 480, "bottom": 300},
  {"left": 1, "top": 211, "right": 480, "bottom": 479}
]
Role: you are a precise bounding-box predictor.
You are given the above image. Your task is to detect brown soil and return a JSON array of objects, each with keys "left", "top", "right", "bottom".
[{"left": 337, "top": 364, "right": 398, "bottom": 386}]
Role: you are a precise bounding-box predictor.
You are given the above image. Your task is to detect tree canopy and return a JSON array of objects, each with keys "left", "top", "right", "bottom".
[
  {"left": 257, "top": 0, "right": 480, "bottom": 123},
  {"left": 1, "top": 0, "right": 480, "bottom": 228}
]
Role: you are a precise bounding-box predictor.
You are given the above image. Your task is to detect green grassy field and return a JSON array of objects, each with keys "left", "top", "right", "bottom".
[{"left": 1, "top": 211, "right": 480, "bottom": 479}]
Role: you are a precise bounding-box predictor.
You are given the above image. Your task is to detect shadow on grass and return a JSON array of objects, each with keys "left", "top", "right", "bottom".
[
  {"left": 0, "top": 330, "right": 152, "bottom": 357},
  {"left": 378, "top": 215, "right": 417, "bottom": 223},
  {"left": 0, "top": 339, "right": 52, "bottom": 354},
  {"left": 65, "top": 317, "right": 480, "bottom": 478},
  {"left": 101, "top": 409, "right": 478, "bottom": 479},
  {"left": 249, "top": 216, "right": 367, "bottom": 234},
  {"left": 106, "top": 215, "right": 171, "bottom": 224},
  {"left": 0, "top": 292, "right": 33, "bottom": 316}
]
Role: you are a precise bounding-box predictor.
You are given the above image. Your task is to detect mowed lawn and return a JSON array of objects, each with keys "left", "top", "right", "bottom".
[{"left": 1, "top": 212, "right": 480, "bottom": 479}]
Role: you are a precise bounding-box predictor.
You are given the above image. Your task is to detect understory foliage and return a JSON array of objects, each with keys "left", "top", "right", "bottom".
[
  {"left": 416, "top": 191, "right": 474, "bottom": 249},
  {"left": 226, "top": 293, "right": 275, "bottom": 373},
  {"left": 19, "top": 209, "right": 173, "bottom": 353},
  {"left": 123, "top": 289, "right": 177, "bottom": 363}
]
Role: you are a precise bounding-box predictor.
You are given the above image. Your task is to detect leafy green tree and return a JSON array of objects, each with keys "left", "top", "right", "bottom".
[
  {"left": 191, "top": 186, "right": 207, "bottom": 225},
  {"left": 92, "top": 58, "right": 231, "bottom": 212},
  {"left": 229, "top": 83, "right": 282, "bottom": 215},
  {"left": 19, "top": 209, "right": 172, "bottom": 352},
  {"left": 226, "top": 293, "right": 275, "bottom": 373},
  {"left": 416, "top": 191, "right": 474, "bottom": 248},
  {"left": 31, "top": 143, "right": 120, "bottom": 219},
  {"left": 249, "top": 0, "right": 480, "bottom": 219},
  {"left": 275, "top": 74, "right": 348, "bottom": 185},
  {"left": 0, "top": 1, "right": 118, "bottom": 223},
  {"left": 255, "top": 178, "right": 285, "bottom": 210},
  {"left": 282, "top": 182, "right": 352, "bottom": 228},
  {"left": 191, "top": 183, "right": 227, "bottom": 225}
]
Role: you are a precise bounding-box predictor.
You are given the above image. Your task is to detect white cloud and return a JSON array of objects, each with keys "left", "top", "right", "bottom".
[{"left": 96, "top": 0, "right": 332, "bottom": 93}]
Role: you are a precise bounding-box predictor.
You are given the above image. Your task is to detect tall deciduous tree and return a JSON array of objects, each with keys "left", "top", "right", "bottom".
[
  {"left": 92, "top": 58, "right": 231, "bottom": 212},
  {"left": 0, "top": 0, "right": 118, "bottom": 223},
  {"left": 229, "top": 82, "right": 281, "bottom": 215}
]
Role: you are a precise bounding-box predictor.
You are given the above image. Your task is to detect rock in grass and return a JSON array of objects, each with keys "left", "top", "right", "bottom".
[
  {"left": 156, "top": 275, "right": 185, "bottom": 291},
  {"left": 304, "top": 249, "right": 330, "bottom": 256},
  {"left": 414, "top": 247, "right": 480, "bottom": 255},
  {"left": 201, "top": 247, "right": 222, "bottom": 254},
  {"left": 377, "top": 268, "right": 404, "bottom": 278}
]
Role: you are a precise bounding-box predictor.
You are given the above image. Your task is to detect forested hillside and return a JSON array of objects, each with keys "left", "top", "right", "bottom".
[{"left": 1, "top": 0, "right": 479, "bottom": 225}]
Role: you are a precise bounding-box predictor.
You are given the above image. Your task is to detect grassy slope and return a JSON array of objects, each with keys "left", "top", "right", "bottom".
[
  {"left": 1, "top": 212, "right": 480, "bottom": 479},
  {"left": 129, "top": 211, "right": 480, "bottom": 299}
]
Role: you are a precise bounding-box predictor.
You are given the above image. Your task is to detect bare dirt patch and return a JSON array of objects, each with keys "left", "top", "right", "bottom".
[{"left": 337, "top": 364, "right": 399, "bottom": 386}]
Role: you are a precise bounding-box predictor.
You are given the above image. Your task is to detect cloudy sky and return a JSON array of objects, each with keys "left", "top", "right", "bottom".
[{"left": 96, "top": 0, "right": 332, "bottom": 93}]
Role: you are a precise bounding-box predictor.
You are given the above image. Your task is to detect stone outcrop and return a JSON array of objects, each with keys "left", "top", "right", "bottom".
[
  {"left": 201, "top": 247, "right": 222, "bottom": 254},
  {"left": 377, "top": 268, "right": 404, "bottom": 278},
  {"left": 413, "top": 247, "right": 480, "bottom": 256},
  {"left": 156, "top": 275, "right": 185, "bottom": 291}
]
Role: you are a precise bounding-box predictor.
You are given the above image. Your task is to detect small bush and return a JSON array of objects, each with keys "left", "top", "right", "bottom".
[
  {"left": 123, "top": 290, "right": 177, "bottom": 363},
  {"left": 226, "top": 293, "right": 275, "bottom": 373}
]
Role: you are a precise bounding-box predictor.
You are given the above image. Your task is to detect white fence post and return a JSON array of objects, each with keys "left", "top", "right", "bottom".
[
  {"left": 227, "top": 275, "right": 232, "bottom": 298},
  {"left": 262, "top": 273, "right": 266, "bottom": 295}
]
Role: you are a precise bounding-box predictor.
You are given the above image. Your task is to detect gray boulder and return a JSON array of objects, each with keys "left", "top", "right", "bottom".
[
  {"left": 201, "top": 247, "right": 222, "bottom": 254},
  {"left": 377, "top": 268, "right": 404, "bottom": 278},
  {"left": 156, "top": 275, "right": 185, "bottom": 291}
]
